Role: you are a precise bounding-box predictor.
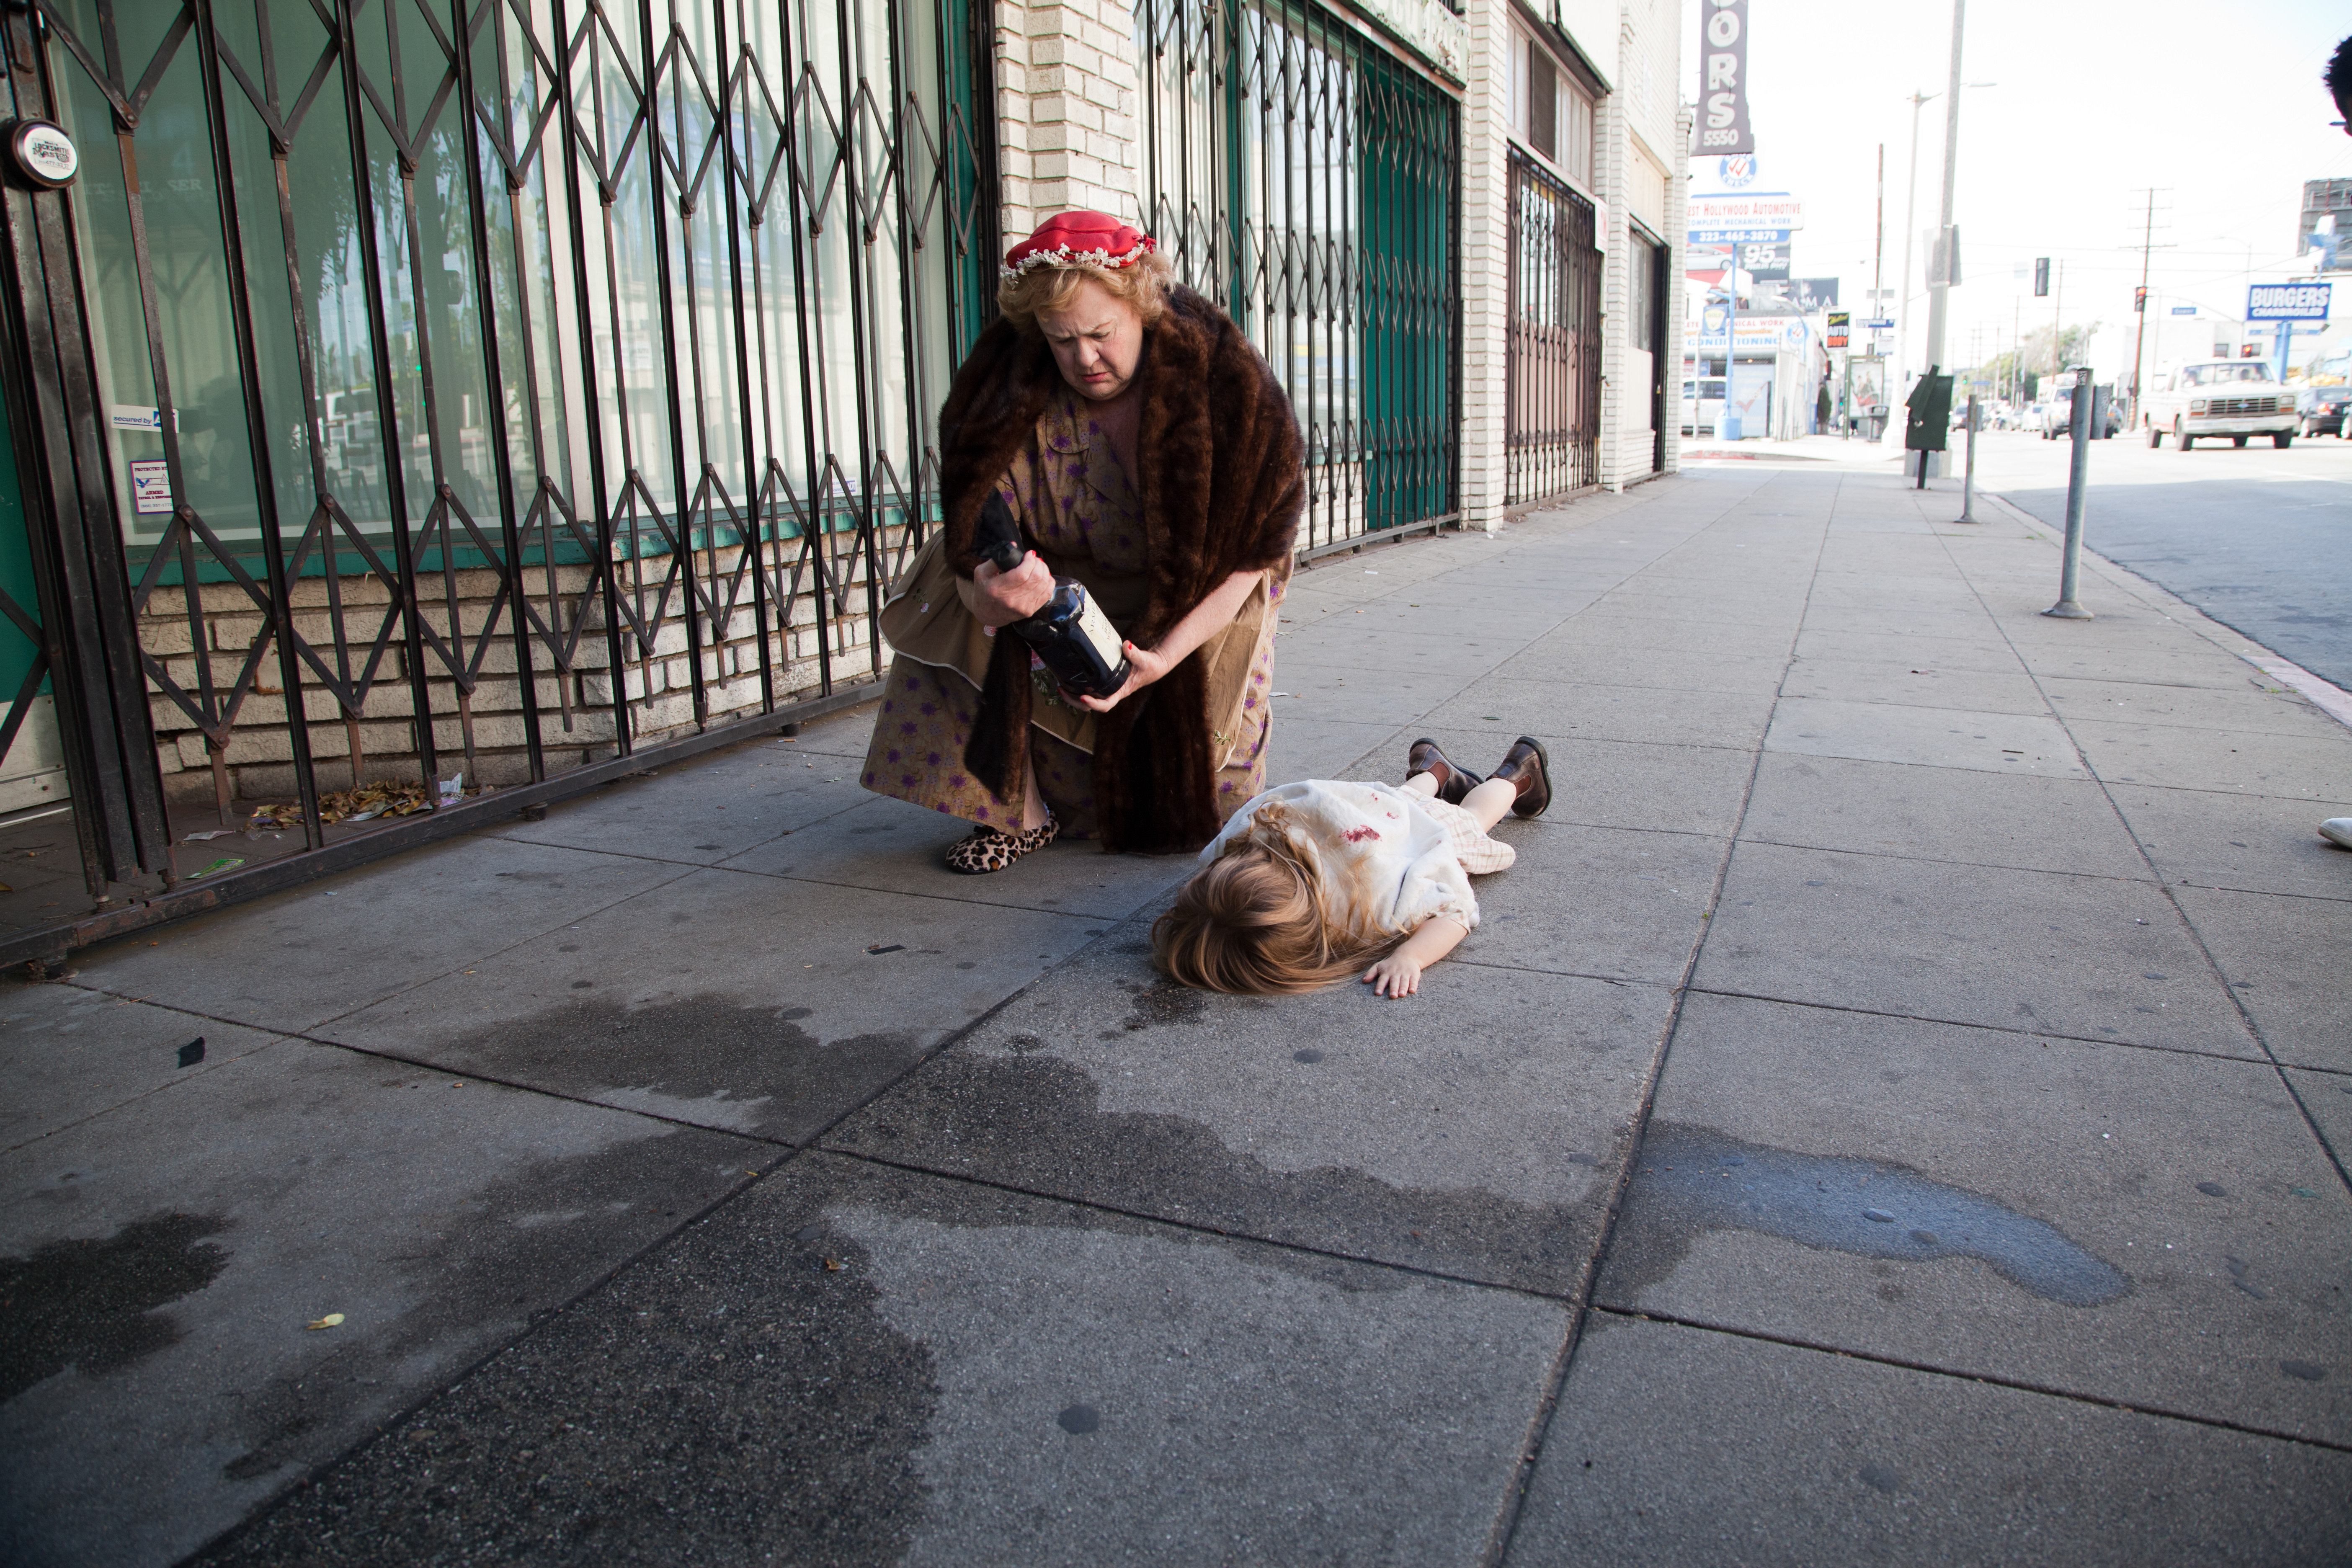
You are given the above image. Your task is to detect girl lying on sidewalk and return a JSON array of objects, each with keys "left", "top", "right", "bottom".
[{"left": 1153, "top": 737, "right": 1553, "bottom": 998}]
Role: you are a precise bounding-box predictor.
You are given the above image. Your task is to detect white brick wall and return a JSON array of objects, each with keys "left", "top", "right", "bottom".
[
  {"left": 995, "top": 0, "right": 1145, "bottom": 244},
  {"left": 1457, "top": 0, "right": 1512, "bottom": 532},
  {"left": 1661, "top": 105, "right": 1692, "bottom": 475},
  {"left": 987, "top": 0, "right": 1685, "bottom": 516},
  {"left": 1588, "top": 0, "right": 1685, "bottom": 490}
]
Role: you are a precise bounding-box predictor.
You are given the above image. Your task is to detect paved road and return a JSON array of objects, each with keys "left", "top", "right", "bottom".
[{"left": 1977, "top": 428, "right": 2352, "bottom": 690}]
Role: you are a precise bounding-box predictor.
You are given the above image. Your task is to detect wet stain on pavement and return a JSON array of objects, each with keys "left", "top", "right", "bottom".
[
  {"left": 1116, "top": 977, "right": 1205, "bottom": 1032},
  {"left": 213, "top": 1127, "right": 752, "bottom": 1485},
  {"left": 0, "top": 1212, "right": 231, "bottom": 1402},
  {"left": 830, "top": 1050, "right": 1616, "bottom": 1295},
  {"left": 203, "top": 1207, "right": 938, "bottom": 1566},
  {"left": 1602, "top": 1123, "right": 2129, "bottom": 1307},
  {"left": 423, "top": 995, "right": 931, "bottom": 1143}
]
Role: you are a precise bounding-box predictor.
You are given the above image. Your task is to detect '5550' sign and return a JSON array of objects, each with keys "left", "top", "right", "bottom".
[{"left": 1700, "top": 0, "right": 1755, "bottom": 155}]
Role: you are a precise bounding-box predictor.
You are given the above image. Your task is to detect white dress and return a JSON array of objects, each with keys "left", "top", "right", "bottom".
[{"left": 1199, "top": 780, "right": 1503, "bottom": 940}]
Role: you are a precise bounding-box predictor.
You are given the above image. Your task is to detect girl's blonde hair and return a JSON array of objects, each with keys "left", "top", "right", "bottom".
[
  {"left": 1151, "top": 802, "right": 1400, "bottom": 995},
  {"left": 997, "top": 251, "right": 1176, "bottom": 337}
]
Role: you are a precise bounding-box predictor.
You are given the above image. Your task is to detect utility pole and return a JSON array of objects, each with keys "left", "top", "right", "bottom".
[
  {"left": 2128, "top": 188, "right": 2159, "bottom": 428},
  {"left": 1894, "top": 90, "right": 1935, "bottom": 401},
  {"left": 1873, "top": 142, "right": 1885, "bottom": 339},
  {"left": 1919, "top": 0, "right": 1968, "bottom": 477},
  {"left": 2050, "top": 260, "right": 2064, "bottom": 377}
]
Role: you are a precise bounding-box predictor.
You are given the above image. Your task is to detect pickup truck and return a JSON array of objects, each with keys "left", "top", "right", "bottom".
[{"left": 2142, "top": 361, "right": 2298, "bottom": 449}]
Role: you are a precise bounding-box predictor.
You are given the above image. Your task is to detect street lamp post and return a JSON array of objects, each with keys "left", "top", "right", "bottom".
[
  {"left": 1893, "top": 89, "right": 1935, "bottom": 406},
  {"left": 1920, "top": 0, "right": 1969, "bottom": 477}
]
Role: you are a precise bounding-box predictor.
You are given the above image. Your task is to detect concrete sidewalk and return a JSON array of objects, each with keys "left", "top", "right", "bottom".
[{"left": 4, "top": 469, "right": 2348, "bottom": 1566}]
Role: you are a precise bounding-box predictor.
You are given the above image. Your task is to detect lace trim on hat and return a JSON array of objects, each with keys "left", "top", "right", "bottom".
[{"left": 998, "top": 236, "right": 1156, "bottom": 281}]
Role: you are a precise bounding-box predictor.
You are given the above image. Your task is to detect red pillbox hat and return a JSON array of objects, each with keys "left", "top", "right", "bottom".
[{"left": 1001, "top": 210, "right": 1156, "bottom": 280}]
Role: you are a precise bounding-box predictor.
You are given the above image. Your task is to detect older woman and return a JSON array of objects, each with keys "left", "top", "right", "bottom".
[{"left": 863, "top": 211, "right": 1304, "bottom": 871}]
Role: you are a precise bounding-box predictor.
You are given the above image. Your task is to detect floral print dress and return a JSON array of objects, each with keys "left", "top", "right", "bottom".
[{"left": 862, "top": 384, "right": 1282, "bottom": 839}]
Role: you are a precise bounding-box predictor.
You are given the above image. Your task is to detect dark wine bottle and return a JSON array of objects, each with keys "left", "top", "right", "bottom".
[{"left": 976, "top": 495, "right": 1131, "bottom": 700}]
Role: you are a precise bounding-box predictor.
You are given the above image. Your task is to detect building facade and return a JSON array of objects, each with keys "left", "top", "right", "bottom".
[{"left": 0, "top": 0, "right": 1678, "bottom": 956}]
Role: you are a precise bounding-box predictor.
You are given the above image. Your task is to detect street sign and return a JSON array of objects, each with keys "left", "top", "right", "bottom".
[
  {"left": 2246, "top": 282, "right": 2330, "bottom": 321},
  {"left": 1862, "top": 317, "right": 1895, "bottom": 330},
  {"left": 2169, "top": 305, "right": 2197, "bottom": 316}
]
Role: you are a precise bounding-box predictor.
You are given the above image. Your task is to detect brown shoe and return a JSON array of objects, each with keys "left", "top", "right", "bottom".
[
  {"left": 1407, "top": 738, "right": 1482, "bottom": 805},
  {"left": 1491, "top": 736, "right": 1552, "bottom": 818}
]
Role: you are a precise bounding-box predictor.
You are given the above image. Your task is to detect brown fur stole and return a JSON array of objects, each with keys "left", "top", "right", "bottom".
[{"left": 937, "top": 286, "right": 1305, "bottom": 853}]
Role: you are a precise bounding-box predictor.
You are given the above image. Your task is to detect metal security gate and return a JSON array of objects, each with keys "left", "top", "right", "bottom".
[
  {"left": 1134, "top": 0, "right": 1458, "bottom": 554},
  {"left": 0, "top": 0, "right": 991, "bottom": 956},
  {"left": 1504, "top": 145, "right": 1597, "bottom": 504}
]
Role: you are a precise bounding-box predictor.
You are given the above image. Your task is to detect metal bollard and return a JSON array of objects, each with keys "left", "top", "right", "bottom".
[
  {"left": 1957, "top": 395, "right": 1979, "bottom": 523},
  {"left": 2043, "top": 368, "right": 2094, "bottom": 619}
]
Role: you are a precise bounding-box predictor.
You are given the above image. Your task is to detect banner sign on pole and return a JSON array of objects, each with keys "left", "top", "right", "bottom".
[
  {"left": 2246, "top": 282, "right": 2330, "bottom": 322},
  {"left": 1698, "top": 0, "right": 1754, "bottom": 154},
  {"left": 1824, "top": 311, "right": 1850, "bottom": 349}
]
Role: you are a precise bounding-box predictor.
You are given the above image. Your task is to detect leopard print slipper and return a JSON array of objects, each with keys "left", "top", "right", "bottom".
[{"left": 943, "top": 817, "right": 1058, "bottom": 874}]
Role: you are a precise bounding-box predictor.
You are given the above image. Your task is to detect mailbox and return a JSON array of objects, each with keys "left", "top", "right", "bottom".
[{"left": 1904, "top": 373, "right": 1954, "bottom": 452}]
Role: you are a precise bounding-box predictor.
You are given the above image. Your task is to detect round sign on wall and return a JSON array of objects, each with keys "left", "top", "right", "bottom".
[{"left": 8, "top": 120, "right": 78, "bottom": 190}]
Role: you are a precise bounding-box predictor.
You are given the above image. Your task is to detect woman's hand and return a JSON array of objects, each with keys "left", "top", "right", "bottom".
[
  {"left": 1073, "top": 640, "right": 1173, "bottom": 712},
  {"left": 970, "top": 551, "right": 1055, "bottom": 627}
]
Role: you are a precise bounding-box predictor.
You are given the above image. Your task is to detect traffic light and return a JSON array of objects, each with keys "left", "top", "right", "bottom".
[
  {"left": 2034, "top": 257, "right": 2050, "bottom": 297},
  {"left": 2133, "top": 286, "right": 2148, "bottom": 313}
]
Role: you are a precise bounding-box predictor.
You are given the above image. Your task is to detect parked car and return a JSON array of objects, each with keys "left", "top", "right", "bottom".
[
  {"left": 1679, "top": 377, "right": 1725, "bottom": 438},
  {"left": 2142, "top": 361, "right": 2298, "bottom": 449},
  {"left": 2037, "top": 383, "right": 2120, "bottom": 440},
  {"left": 2295, "top": 383, "right": 2349, "bottom": 439}
]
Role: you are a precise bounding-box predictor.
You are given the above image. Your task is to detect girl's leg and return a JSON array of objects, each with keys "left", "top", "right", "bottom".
[
  {"left": 1462, "top": 775, "right": 1516, "bottom": 831},
  {"left": 1401, "top": 771, "right": 1441, "bottom": 799}
]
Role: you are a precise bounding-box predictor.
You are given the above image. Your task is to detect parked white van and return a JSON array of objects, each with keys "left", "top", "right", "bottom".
[
  {"left": 2141, "top": 361, "right": 2298, "bottom": 449},
  {"left": 1679, "top": 376, "right": 1725, "bottom": 438}
]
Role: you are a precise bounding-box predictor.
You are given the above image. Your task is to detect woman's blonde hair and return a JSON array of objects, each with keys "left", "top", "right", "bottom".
[
  {"left": 1151, "top": 802, "right": 1400, "bottom": 995},
  {"left": 997, "top": 251, "right": 1176, "bottom": 337}
]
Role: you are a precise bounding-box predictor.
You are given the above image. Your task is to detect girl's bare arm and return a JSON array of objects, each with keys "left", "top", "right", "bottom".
[
  {"left": 1361, "top": 917, "right": 1469, "bottom": 999},
  {"left": 1075, "top": 567, "right": 1263, "bottom": 713}
]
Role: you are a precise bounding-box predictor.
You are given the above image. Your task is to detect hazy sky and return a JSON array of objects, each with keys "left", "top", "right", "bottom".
[{"left": 1683, "top": 0, "right": 2352, "bottom": 382}]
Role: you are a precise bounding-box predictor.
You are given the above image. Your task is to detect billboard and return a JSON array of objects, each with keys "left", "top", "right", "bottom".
[
  {"left": 2247, "top": 282, "right": 2331, "bottom": 322},
  {"left": 1744, "top": 241, "right": 1791, "bottom": 281},
  {"left": 2299, "top": 179, "right": 2351, "bottom": 273},
  {"left": 1788, "top": 277, "right": 1840, "bottom": 312},
  {"left": 1697, "top": 0, "right": 1754, "bottom": 155}
]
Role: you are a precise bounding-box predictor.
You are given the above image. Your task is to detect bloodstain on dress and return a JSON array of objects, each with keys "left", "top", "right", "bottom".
[{"left": 863, "top": 384, "right": 1280, "bottom": 839}]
